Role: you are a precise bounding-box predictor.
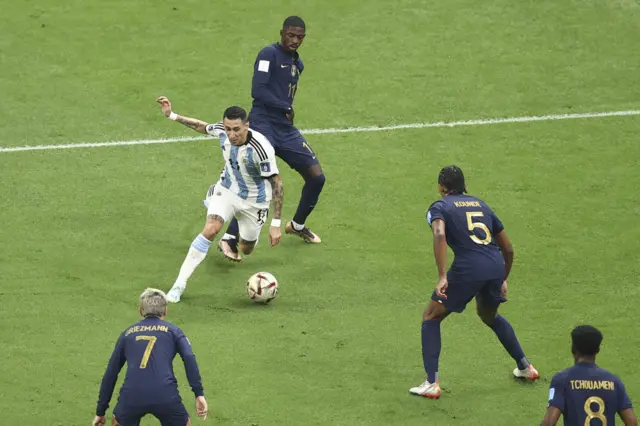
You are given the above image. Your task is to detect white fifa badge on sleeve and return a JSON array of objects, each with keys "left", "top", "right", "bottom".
[
  {"left": 427, "top": 211, "right": 433, "bottom": 225},
  {"left": 548, "top": 388, "right": 555, "bottom": 401},
  {"left": 258, "top": 60, "right": 270, "bottom": 73}
]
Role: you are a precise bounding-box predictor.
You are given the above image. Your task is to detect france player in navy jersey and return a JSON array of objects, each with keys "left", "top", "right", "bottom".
[
  {"left": 409, "top": 165, "right": 539, "bottom": 399},
  {"left": 92, "top": 289, "right": 208, "bottom": 426},
  {"left": 541, "top": 325, "right": 637, "bottom": 426},
  {"left": 219, "top": 16, "right": 324, "bottom": 261}
]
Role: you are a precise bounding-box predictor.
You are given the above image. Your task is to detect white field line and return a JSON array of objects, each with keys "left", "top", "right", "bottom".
[{"left": 1, "top": 109, "right": 639, "bottom": 153}]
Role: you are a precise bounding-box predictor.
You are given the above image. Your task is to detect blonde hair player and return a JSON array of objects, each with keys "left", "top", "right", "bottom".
[{"left": 92, "top": 288, "right": 208, "bottom": 426}]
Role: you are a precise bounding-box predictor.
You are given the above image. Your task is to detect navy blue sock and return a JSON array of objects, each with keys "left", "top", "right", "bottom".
[
  {"left": 489, "top": 314, "right": 529, "bottom": 370},
  {"left": 292, "top": 173, "right": 325, "bottom": 225},
  {"left": 421, "top": 319, "right": 441, "bottom": 383},
  {"left": 223, "top": 219, "right": 239, "bottom": 252}
]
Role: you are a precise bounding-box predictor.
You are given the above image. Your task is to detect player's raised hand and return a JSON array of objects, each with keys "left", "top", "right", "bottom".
[
  {"left": 435, "top": 277, "right": 448, "bottom": 299},
  {"left": 195, "top": 396, "right": 208, "bottom": 420},
  {"left": 92, "top": 415, "right": 106, "bottom": 426},
  {"left": 269, "top": 225, "right": 282, "bottom": 247},
  {"left": 156, "top": 96, "right": 172, "bottom": 117},
  {"left": 501, "top": 280, "right": 508, "bottom": 298}
]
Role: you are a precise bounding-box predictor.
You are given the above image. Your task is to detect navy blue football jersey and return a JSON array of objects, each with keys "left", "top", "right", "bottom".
[
  {"left": 96, "top": 317, "right": 204, "bottom": 416},
  {"left": 251, "top": 43, "right": 304, "bottom": 121},
  {"left": 427, "top": 194, "right": 505, "bottom": 282},
  {"left": 548, "top": 362, "right": 632, "bottom": 425}
]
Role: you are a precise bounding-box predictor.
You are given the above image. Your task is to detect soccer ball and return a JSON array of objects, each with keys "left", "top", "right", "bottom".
[{"left": 246, "top": 272, "right": 278, "bottom": 303}]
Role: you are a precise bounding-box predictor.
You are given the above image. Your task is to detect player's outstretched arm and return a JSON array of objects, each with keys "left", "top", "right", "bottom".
[
  {"left": 494, "top": 230, "right": 514, "bottom": 281},
  {"left": 620, "top": 408, "right": 639, "bottom": 426},
  {"left": 539, "top": 406, "right": 562, "bottom": 425},
  {"left": 156, "top": 96, "right": 209, "bottom": 134},
  {"left": 268, "top": 174, "right": 284, "bottom": 247}
]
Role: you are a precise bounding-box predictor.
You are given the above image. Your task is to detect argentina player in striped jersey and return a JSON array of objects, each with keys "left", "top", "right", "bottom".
[{"left": 156, "top": 96, "right": 284, "bottom": 303}]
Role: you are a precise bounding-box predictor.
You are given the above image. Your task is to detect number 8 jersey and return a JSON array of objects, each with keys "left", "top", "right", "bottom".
[
  {"left": 547, "top": 362, "right": 632, "bottom": 426},
  {"left": 426, "top": 194, "right": 506, "bottom": 283},
  {"left": 205, "top": 122, "right": 280, "bottom": 205}
]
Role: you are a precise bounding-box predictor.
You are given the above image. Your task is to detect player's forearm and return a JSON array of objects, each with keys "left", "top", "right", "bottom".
[
  {"left": 182, "top": 354, "right": 205, "bottom": 397},
  {"left": 96, "top": 372, "right": 118, "bottom": 415},
  {"left": 269, "top": 175, "right": 284, "bottom": 220},
  {"left": 171, "top": 113, "right": 208, "bottom": 134},
  {"left": 502, "top": 249, "right": 514, "bottom": 280},
  {"left": 433, "top": 234, "right": 448, "bottom": 279}
]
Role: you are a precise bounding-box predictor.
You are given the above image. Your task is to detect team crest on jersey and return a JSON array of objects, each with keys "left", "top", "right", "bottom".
[{"left": 291, "top": 64, "right": 297, "bottom": 77}]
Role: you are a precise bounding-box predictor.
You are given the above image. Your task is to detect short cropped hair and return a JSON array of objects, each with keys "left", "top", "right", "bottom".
[
  {"left": 571, "top": 325, "right": 603, "bottom": 356},
  {"left": 223, "top": 106, "right": 247, "bottom": 122},
  {"left": 283, "top": 16, "right": 305, "bottom": 30},
  {"left": 139, "top": 288, "right": 167, "bottom": 318},
  {"left": 438, "top": 165, "right": 466, "bottom": 195}
]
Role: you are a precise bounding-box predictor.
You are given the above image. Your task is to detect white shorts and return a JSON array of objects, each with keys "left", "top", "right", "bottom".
[{"left": 205, "top": 184, "right": 269, "bottom": 242}]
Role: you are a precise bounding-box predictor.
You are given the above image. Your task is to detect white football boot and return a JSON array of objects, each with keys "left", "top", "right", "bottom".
[
  {"left": 513, "top": 365, "right": 540, "bottom": 381},
  {"left": 166, "top": 284, "right": 185, "bottom": 303},
  {"left": 409, "top": 379, "right": 441, "bottom": 399}
]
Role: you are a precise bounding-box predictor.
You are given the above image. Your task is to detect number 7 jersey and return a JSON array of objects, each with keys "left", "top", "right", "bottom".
[
  {"left": 204, "top": 122, "right": 280, "bottom": 205},
  {"left": 426, "top": 194, "right": 506, "bottom": 282}
]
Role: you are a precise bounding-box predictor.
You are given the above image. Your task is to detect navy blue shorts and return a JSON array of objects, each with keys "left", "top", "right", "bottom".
[
  {"left": 431, "top": 273, "right": 506, "bottom": 313},
  {"left": 113, "top": 401, "right": 189, "bottom": 426},
  {"left": 249, "top": 113, "right": 320, "bottom": 173}
]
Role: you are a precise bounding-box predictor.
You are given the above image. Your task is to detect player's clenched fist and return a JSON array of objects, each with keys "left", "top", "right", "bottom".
[{"left": 156, "top": 96, "right": 172, "bottom": 117}]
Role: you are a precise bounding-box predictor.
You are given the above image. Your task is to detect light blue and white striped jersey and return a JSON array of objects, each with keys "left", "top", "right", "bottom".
[{"left": 205, "top": 122, "right": 279, "bottom": 204}]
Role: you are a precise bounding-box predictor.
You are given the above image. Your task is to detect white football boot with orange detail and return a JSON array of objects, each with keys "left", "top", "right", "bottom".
[
  {"left": 513, "top": 365, "right": 540, "bottom": 381},
  {"left": 409, "top": 379, "right": 441, "bottom": 399}
]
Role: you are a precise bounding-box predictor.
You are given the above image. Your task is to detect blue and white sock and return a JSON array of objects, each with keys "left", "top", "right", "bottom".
[{"left": 175, "top": 234, "right": 212, "bottom": 287}]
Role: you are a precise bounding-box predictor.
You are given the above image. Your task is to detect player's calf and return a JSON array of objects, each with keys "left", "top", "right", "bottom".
[{"left": 167, "top": 215, "right": 224, "bottom": 303}]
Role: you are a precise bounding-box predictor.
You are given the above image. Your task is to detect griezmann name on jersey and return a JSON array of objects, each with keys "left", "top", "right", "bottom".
[
  {"left": 427, "top": 194, "right": 505, "bottom": 282},
  {"left": 548, "top": 362, "right": 633, "bottom": 425},
  {"left": 205, "top": 122, "right": 279, "bottom": 205},
  {"left": 96, "top": 317, "right": 204, "bottom": 416}
]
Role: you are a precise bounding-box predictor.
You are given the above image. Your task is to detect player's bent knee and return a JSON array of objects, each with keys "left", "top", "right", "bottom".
[
  {"left": 239, "top": 239, "right": 256, "bottom": 255},
  {"left": 202, "top": 214, "right": 224, "bottom": 239},
  {"left": 423, "top": 300, "right": 447, "bottom": 321},
  {"left": 476, "top": 306, "right": 497, "bottom": 326}
]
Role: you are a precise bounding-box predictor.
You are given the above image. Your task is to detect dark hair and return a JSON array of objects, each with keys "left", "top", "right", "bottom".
[
  {"left": 438, "top": 165, "right": 466, "bottom": 194},
  {"left": 571, "top": 325, "right": 603, "bottom": 356},
  {"left": 283, "top": 16, "right": 305, "bottom": 30},
  {"left": 223, "top": 106, "right": 247, "bottom": 122}
]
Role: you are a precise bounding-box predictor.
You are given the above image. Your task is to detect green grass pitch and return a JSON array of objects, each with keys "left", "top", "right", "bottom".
[{"left": 1, "top": 0, "right": 639, "bottom": 425}]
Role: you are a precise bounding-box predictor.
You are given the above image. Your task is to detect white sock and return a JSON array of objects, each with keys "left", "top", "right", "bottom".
[
  {"left": 222, "top": 233, "right": 236, "bottom": 241},
  {"left": 175, "top": 234, "right": 212, "bottom": 287},
  {"left": 292, "top": 220, "right": 305, "bottom": 231}
]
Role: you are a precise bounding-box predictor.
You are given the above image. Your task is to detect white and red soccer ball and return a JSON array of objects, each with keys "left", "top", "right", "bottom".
[{"left": 246, "top": 272, "right": 278, "bottom": 303}]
